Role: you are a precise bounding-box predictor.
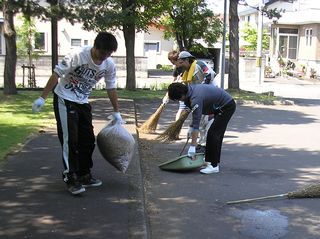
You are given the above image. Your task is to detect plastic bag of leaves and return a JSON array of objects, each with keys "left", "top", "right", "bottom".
[{"left": 97, "top": 120, "right": 135, "bottom": 173}]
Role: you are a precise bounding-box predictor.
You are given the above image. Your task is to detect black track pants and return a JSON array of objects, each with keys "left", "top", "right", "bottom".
[
  {"left": 53, "top": 93, "right": 95, "bottom": 177},
  {"left": 205, "top": 100, "right": 236, "bottom": 167}
]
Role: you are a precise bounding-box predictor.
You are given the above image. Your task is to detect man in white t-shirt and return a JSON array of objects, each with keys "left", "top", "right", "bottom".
[{"left": 32, "top": 32, "right": 123, "bottom": 195}]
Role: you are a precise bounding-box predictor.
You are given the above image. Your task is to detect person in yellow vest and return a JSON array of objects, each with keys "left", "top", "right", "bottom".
[
  {"left": 165, "top": 50, "right": 188, "bottom": 121},
  {"left": 177, "top": 51, "right": 217, "bottom": 150},
  {"left": 177, "top": 51, "right": 217, "bottom": 86}
]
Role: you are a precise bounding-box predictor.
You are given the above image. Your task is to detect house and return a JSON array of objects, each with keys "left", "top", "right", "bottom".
[
  {"left": 239, "top": 0, "right": 320, "bottom": 78},
  {"left": 0, "top": 4, "right": 176, "bottom": 88}
]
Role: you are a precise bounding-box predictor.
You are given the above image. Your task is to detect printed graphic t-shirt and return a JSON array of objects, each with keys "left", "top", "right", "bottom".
[{"left": 54, "top": 46, "right": 116, "bottom": 104}]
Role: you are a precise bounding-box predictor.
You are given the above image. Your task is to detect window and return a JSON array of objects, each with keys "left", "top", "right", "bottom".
[
  {"left": 278, "top": 28, "right": 298, "bottom": 59},
  {"left": 84, "top": 40, "right": 89, "bottom": 46},
  {"left": 279, "top": 35, "right": 298, "bottom": 59},
  {"left": 34, "top": 32, "right": 45, "bottom": 51},
  {"left": 144, "top": 42, "right": 160, "bottom": 53},
  {"left": 71, "top": 39, "right": 81, "bottom": 47},
  {"left": 305, "top": 28, "right": 312, "bottom": 46},
  {"left": 279, "top": 28, "right": 298, "bottom": 34}
]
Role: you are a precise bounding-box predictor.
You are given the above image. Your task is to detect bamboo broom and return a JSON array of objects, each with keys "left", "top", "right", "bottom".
[
  {"left": 226, "top": 184, "right": 320, "bottom": 205},
  {"left": 157, "top": 104, "right": 199, "bottom": 142},
  {"left": 138, "top": 103, "right": 166, "bottom": 134}
]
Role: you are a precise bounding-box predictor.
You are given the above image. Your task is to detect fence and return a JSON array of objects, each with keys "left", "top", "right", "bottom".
[{"left": 0, "top": 55, "right": 148, "bottom": 88}]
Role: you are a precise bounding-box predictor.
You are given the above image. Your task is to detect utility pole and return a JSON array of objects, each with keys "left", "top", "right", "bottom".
[
  {"left": 256, "top": 0, "right": 264, "bottom": 85},
  {"left": 220, "top": 0, "right": 228, "bottom": 89}
]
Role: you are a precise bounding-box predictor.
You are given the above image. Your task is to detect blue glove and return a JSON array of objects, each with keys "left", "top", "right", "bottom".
[
  {"left": 32, "top": 97, "right": 45, "bottom": 113},
  {"left": 188, "top": 145, "right": 196, "bottom": 157},
  {"left": 113, "top": 112, "right": 125, "bottom": 124}
]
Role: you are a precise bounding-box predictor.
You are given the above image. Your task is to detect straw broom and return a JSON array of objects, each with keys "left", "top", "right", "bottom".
[
  {"left": 226, "top": 184, "right": 320, "bottom": 205},
  {"left": 156, "top": 110, "right": 190, "bottom": 142},
  {"left": 138, "top": 103, "right": 166, "bottom": 134},
  {"left": 157, "top": 104, "right": 199, "bottom": 142}
]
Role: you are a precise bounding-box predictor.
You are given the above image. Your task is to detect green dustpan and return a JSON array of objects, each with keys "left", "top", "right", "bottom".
[{"left": 158, "top": 153, "right": 205, "bottom": 171}]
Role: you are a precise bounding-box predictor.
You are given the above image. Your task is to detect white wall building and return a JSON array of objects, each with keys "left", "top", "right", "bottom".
[{"left": 0, "top": 6, "right": 176, "bottom": 88}]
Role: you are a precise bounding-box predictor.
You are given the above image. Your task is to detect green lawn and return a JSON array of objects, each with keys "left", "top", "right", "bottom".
[{"left": 0, "top": 88, "right": 277, "bottom": 161}]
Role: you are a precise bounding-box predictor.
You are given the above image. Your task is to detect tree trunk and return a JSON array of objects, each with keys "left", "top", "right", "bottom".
[
  {"left": 50, "top": 0, "right": 59, "bottom": 72},
  {"left": 228, "top": 0, "right": 240, "bottom": 90},
  {"left": 3, "top": 1, "right": 17, "bottom": 95},
  {"left": 123, "top": 24, "right": 136, "bottom": 90}
]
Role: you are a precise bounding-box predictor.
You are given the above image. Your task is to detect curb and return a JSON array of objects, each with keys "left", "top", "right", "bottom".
[
  {"left": 236, "top": 98, "right": 295, "bottom": 106},
  {"left": 130, "top": 99, "right": 151, "bottom": 239}
]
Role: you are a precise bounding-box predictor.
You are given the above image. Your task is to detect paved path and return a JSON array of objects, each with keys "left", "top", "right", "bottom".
[
  {"left": 0, "top": 98, "right": 147, "bottom": 239},
  {"left": 1, "top": 76, "right": 320, "bottom": 238},
  {"left": 136, "top": 97, "right": 320, "bottom": 239}
]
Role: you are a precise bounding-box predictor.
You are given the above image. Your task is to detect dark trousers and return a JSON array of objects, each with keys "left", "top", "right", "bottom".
[
  {"left": 205, "top": 100, "right": 236, "bottom": 167},
  {"left": 53, "top": 93, "right": 95, "bottom": 178}
]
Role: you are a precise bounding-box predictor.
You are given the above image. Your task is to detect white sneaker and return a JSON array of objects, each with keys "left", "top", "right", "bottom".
[
  {"left": 200, "top": 161, "right": 211, "bottom": 169},
  {"left": 200, "top": 165, "right": 219, "bottom": 174}
]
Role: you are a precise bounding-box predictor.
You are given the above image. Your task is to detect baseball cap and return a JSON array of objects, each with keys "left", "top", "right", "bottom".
[{"left": 178, "top": 51, "right": 195, "bottom": 59}]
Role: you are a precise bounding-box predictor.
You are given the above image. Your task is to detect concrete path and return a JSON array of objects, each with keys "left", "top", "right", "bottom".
[
  {"left": 0, "top": 98, "right": 147, "bottom": 239},
  {"left": 1, "top": 75, "right": 320, "bottom": 238},
  {"left": 135, "top": 97, "right": 320, "bottom": 239}
]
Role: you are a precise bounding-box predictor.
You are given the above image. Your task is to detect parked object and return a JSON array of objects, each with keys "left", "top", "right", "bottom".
[{"left": 97, "top": 120, "right": 135, "bottom": 173}]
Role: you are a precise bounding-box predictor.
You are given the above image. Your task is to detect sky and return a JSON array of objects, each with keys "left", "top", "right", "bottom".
[{"left": 206, "top": 0, "right": 259, "bottom": 14}]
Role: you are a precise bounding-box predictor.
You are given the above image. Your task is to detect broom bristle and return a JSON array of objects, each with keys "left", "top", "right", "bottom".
[
  {"left": 157, "top": 110, "right": 190, "bottom": 142},
  {"left": 138, "top": 104, "right": 165, "bottom": 133},
  {"left": 287, "top": 184, "right": 320, "bottom": 198}
]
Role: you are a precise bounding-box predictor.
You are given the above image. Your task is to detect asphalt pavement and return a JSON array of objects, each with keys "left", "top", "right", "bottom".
[
  {"left": 1, "top": 77, "right": 320, "bottom": 239},
  {"left": 0, "top": 98, "right": 147, "bottom": 239},
  {"left": 136, "top": 98, "right": 320, "bottom": 239}
]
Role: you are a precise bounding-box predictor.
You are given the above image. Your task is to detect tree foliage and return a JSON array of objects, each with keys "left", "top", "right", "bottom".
[
  {"left": 158, "top": 0, "right": 222, "bottom": 53},
  {"left": 16, "top": 16, "right": 43, "bottom": 59},
  {"left": 241, "top": 23, "right": 269, "bottom": 51},
  {"left": 70, "top": 0, "right": 162, "bottom": 90},
  {"left": 0, "top": 0, "right": 76, "bottom": 94}
]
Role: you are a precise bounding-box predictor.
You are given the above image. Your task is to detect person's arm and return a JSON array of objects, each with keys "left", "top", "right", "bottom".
[
  {"left": 32, "top": 72, "right": 59, "bottom": 113},
  {"left": 40, "top": 72, "right": 59, "bottom": 99},
  {"left": 106, "top": 88, "right": 119, "bottom": 112},
  {"left": 190, "top": 131, "right": 199, "bottom": 146}
]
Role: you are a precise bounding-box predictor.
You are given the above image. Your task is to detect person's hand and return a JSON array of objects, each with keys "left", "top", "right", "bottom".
[
  {"left": 187, "top": 126, "right": 193, "bottom": 139},
  {"left": 113, "top": 112, "right": 125, "bottom": 124},
  {"left": 188, "top": 145, "right": 196, "bottom": 158},
  {"left": 162, "top": 95, "right": 169, "bottom": 105},
  {"left": 32, "top": 97, "right": 45, "bottom": 113}
]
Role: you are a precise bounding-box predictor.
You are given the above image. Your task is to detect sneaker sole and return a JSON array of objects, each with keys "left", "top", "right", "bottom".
[
  {"left": 82, "top": 182, "right": 102, "bottom": 188},
  {"left": 69, "top": 187, "right": 86, "bottom": 195},
  {"left": 200, "top": 170, "right": 219, "bottom": 174}
]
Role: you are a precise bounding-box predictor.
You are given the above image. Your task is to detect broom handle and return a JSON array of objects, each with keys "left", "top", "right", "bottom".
[
  {"left": 226, "top": 193, "right": 288, "bottom": 205},
  {"left": 179, "top": 137, "right": 190, "bottom": 156},
  {"left": 178, "top": 105, "right": 198, "bottom": 155}
]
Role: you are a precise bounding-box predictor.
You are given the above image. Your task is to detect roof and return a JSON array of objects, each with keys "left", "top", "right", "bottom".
[
  {"left": 276, "top": 9, "right": 320, "bottom": 25},
  {"left": 265, "top": 0, "right": 295, "bottom": 6}
]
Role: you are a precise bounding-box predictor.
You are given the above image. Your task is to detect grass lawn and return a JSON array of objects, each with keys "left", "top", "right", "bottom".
[{"left": 0, "top": 88, "right": 278, "bottom": 161}]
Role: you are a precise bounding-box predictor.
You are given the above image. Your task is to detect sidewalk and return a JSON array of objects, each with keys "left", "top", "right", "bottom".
[
  {"left": 135, "top": 98, "right": 320, "bottom": 239},
  {"left": 1, "top": 77, "right": 320, "bottom": 239},
  {"left": 0, "top": 98, "right": 147, "bottom": 239}
]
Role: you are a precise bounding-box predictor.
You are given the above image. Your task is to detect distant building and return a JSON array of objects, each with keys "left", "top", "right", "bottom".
[
  {"left": 0, "top": 4, "right": 176, "bottom": 87},
  {"left": 239, "top": 0, "right": 320, "bottom": 78}
]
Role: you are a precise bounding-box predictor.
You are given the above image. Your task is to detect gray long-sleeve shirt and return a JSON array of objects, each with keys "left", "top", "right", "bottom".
[{"left": 185, "top": 84, "right": 233, "bottom": 130}]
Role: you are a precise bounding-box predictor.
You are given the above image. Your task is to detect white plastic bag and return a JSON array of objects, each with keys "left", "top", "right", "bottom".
[{"left": 97, "top": 120, "right": 135, "bottom": 173}]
